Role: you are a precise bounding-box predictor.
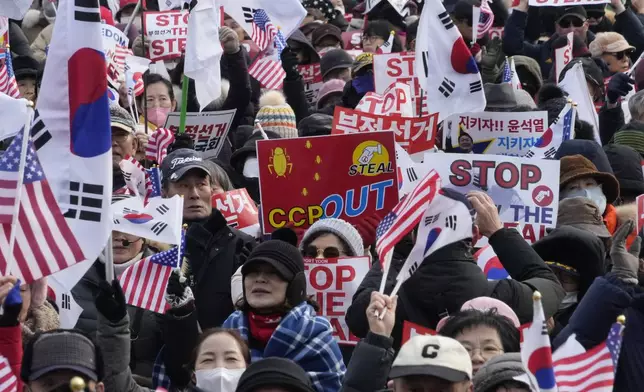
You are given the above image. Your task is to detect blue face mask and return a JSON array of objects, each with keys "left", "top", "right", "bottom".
[{"left": 351, "top": 74, "right": 375, "bottom": 94}]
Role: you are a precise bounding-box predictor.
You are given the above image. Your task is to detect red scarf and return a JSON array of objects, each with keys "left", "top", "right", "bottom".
[{"left": 248, "top": 311, "right": 282, "bottom": 346}]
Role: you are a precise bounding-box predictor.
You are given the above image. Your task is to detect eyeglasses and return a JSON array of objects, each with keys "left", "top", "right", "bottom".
[
  {"left": 558, "top": 17, "right": 585, "bottom": 28},
  {"left": 361, "top": 35, "right": 380, "bottom": 44},
  {"left": 462, "top": 345, "right": 504, "bottom": 358},
  {"left": 608, "top": 49, "right": 634, "bottom": 60},
  {"left": 302, "top": 245, "right": 345, "bottom": 258}
]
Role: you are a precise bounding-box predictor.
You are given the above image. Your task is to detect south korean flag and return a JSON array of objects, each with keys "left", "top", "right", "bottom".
[{"left": 415, "top": 0, "right": 486, "bottom": 121}]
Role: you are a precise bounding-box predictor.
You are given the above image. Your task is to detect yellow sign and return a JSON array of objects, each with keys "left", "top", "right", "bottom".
[{"left": 349, "top": 140, "right": 393, "bottom": 177}]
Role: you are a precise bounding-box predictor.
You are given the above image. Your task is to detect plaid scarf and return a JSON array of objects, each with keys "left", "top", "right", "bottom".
[{"left": 223, "top": 303, "right": 346, "bottom": 392}]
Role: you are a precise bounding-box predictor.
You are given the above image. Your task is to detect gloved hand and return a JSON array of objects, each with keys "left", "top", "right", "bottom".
[
  {"left": 611, "top": 219, "right": 641, "bottom": 284},
  {"left": 607, "top": 73, "right": 634, "bottom": 104},
  {"left": 236, "top": 241, "right": 254, "bottom": 264},
  {"left": 95, "top": 279, "right": 128, "bottom": 323},
  {"left": 280, "top": 47, "right": 301, "bottom": 81},
  {"left": 165, "top": 270, "right": 195, "bottom": 318},
  {"left": 479, "top": 38, "right": 503, "bottom": 71},
  {"left": 219, "top": 26, "right": 241, "bottom": 55},
  {"left": 0, "top": 277, "right": 22, "bottom": 327}
]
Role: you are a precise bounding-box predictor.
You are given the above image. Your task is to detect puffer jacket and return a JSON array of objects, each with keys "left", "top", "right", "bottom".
[
  {"left": 346, "top": 229, "right": 564, "bottom": 349},
  {"left": 30, "top": 23, "right": 53, "bottom": 63},
  {"left": 72, "top": 248, "right": 164, "bottom": 387}
]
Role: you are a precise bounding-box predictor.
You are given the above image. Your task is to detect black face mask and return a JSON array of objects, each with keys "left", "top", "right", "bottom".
[{"left": 243, "top": 177, "right": 261, "bottom": 204}]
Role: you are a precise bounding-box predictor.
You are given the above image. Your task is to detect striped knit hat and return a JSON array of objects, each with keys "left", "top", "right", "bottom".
[
  {"left": 613, "top": 130, "right": 644, "bottom": 157},
  {"left": 254, "top": 90, "right": 298, "bottom": 139}
]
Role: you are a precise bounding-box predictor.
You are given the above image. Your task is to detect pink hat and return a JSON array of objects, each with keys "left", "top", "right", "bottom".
[
  {"left": 436, "top": 296, "right": 520, "bottom": 332},
  {"left": 316, "top": 79, "right": 346, "bottom": 109}
]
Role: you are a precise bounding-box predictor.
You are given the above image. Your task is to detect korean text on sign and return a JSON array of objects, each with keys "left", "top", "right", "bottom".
[
  {"left": 211, "top": 188, "right": 260, "bottom": 237},
  {"left": 143, "top": 10, "right": 188, "bottom": 62},
  {"left": 164, "top": 109, "right": 236, "bottom": 155}
]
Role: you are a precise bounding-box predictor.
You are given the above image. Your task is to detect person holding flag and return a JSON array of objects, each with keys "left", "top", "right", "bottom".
[{"left": 346, "top": 189, "right": 564, "bottom": 350}]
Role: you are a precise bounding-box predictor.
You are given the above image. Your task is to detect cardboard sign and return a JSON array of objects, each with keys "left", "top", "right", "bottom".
[
  {"left": 304, "top": 257, "right": 371, "bottom": 345},
  {"left": 164, "top": 109, "right": 236, "bottom": 155},
  {"left": 342, "top": 31, "right": 363, "bottom": 50},
  {"left": 554, "top": 32, "right": 573, "bottom": 83},
  {"left": 297, "top": 63, "right": 324, "bottom": 106},
  {"left": 257, "top": 132, "right": 399, "bottom": 234},
  {"left": 332, "top": 107, "right": 437, "bottom": 160},
  {"left": 421, "top": 153, "right": 560, "bottom": 244},
  {"left": 356, "top": 82, "right": 415, "bottom": 117},
  {"left": 143, "top": 10, "right": 188, "bottom": 62},
  {"left": 373, "top": 52, "right": 428, "bottom": 116},
  {"left": 212, "top": 189, "right": 260, "bottom": 237},
  {"left": 443, "top": 111, "right": 549, "bottom": 157},
  {"left": 529, "top": 0, "right": 608, "bottom": 6},
  {"left": 102, "top": 24, "right": 130, "bottom": 88},
  {"left": 401, "top": 320, "right": 437, "bottom": 346},
  {"left": 637, "top": 194, "right": 644, "bottom": 235}
]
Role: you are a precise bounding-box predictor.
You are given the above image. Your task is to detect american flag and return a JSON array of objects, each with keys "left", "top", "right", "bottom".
[
  {"left": 0, "top": 49, "right": 20, "bottom": 99},
  {"left": 0, "top": 132, "right": 84, "bottom": 283},
  {"left": 146, "top": 167, "right": 162, "bottom": 200},
  {"left": 119, "top": 231, "right": 185, "bottom": 313},
  {"left": 114, "top": 45, "right": 132, "bottom": 74},
  {"left": 249, "top": 29, "right": 287, "bottom": 90},
  {"left": 476, "top": 0, "right": 494, "bottom": 39},
  {"left": 119, "top": 155, "right": 148, "bottom": 201},
  {"left": 553, "top": 321, "right": 624, "bottom": 391},
  {"left": 0, "top": 355, "right": 17, "bottom": 392},
  {"left": 375, "top": 169, "right": 440, "bottom": 266},
  {"left": 501, "top": 57, "right": 522, "bottom": 90},
  {"left": 145, "top": 128, "right": 175, "bottom": 164},
  {"left": 251, "top": 9, "right": 278, "bottom": 52}
]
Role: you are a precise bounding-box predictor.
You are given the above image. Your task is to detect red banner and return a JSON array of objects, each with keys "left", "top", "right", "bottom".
[
  {"left": 331, "top": 106, "right": 438, "bottom": 157},
  {"left": 257, "top": 132, "right": 399, "bottom": 233},
  {"left": 212, "top": 189, "right": 260, "bottom": 237},
  {"left": 401, "top": 321, "right": 437, "bottom": 346}
]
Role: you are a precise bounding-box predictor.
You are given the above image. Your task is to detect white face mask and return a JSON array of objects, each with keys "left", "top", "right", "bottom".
[
  {"left": 243, "top": 157, "right": 260, "bottom": 178},
  {"left": 562, "top": 185, "right": 607, "bottom": 215},
  {"left": 195, "top": 368, "right": 245, "bottom": 392}
]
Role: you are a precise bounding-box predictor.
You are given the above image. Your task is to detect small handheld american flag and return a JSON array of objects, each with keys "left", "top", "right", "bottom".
[
  {"left": 476, "top": 0, "right": 494, "bottom": 39},
  {"left": 0, "top": 47, "right": 20, "bottom": 99},
  {"left": 119, "top": 231, "right": 185, "bottom": 314},
  {"left": 146, "top": 167, "right": 162, "bottom": 201},
  {"left": 0, "top": 355, "right": 18, "bottom": 392},
  {"left": 248, "top": 9, "right": 288, "bottom": 90},
  {"left": 145, "top": 128, "right": 175, "bottom": 164},
  {"left": 251, "top": 9, "right": 278, "bottom": 52}
]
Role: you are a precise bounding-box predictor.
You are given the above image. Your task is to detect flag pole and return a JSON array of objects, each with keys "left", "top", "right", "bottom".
[
  {"left": 178, "top": 75, "right": 189, "bottom": 134},
  {"left": 105, "top": 234, "right": 115, "bottom": 282},
  {"left": 124, "top": 0, "right": 143, "bottom": 35},
  {"left": 139, "top": 4, "right": 150, "bottom": 141},
  {"left": 5, "top": 103, "right": 34, "bottom": 278}
]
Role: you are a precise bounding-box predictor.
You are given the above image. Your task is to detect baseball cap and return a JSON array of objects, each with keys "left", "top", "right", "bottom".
[
  {"left": 389, "top": 335, "right": 472, "bottom": 382},
  {"left": 24, "top": 331, "right": 99, "bottom": 381},
  {"left": 160, "top": 148, "right": 211, "bottom": 182},
  {"left": 557, "top": 5, "right": 587, "bottom": 22},
  {"left": 241, "top": 240, "right": 304, "bottom": 282}
]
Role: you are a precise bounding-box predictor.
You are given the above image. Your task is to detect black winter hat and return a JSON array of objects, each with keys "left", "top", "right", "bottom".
[
  {"left": 604, "top": 144, "right": 644, "bottom": 198},
  {"left": 12, "top": 55, "right": 40, "bottom": 80},
  {"left": 242, "top": 240, "right": 308, "bottom": 306},
  {"left": 229, "top": 131, "right": 282, "bottom": 173},
  {"left": 555, "top": 139, "right": 614, "bottom": 175},
  {"left": 320, "top": 49, "right": 353, "bottom": 80},
  {"left": 298, "top": 113, "right": 333, "bottom": 137},
  {"left": 236, "top": 358, "right": 315, "bottom": 392}
]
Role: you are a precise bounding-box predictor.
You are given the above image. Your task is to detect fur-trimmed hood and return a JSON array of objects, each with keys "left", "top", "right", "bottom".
[{"left": 615, "top": 203, "right": 637, "bottom": 226}]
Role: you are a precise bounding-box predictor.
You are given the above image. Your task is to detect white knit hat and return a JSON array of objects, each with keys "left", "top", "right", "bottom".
[{"left": 301, "top": 218, "right": 364, "bottom": 256}]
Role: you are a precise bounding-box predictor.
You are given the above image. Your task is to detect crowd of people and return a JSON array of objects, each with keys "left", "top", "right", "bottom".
[{"left": 2, "top": 0, "right": 644, "bottom": 391}]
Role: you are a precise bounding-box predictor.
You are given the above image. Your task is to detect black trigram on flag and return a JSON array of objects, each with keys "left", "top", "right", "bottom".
[
  {"left": 544, "top": 147, "right": 557, "bottom": 158},
  {"left": 121, "top": 170, "right": 132, "bottom": 182},
  {"left": 151, "top": 222, "right": 168, "bottom": 235},
  {"left": 113, "top": 218, "right": 121, "bottom": 225},
  {"left": 74, "top": 0, "right": 101, "bottom": 22},
  {"left": 424, "top": 213, "right": 440, "bottom": 226},
  {"left": 406, "top": 167, "right": 418, "bottom": 182},
  {"left": 30, "top": 110, "right": 52, "bottom": 151},
  {"left": 64, "top": 182, "right": 104, "bottom": 222},
  {"left": 524, "top": 150, "right": 535, "bottom": 158},
  {"left": 439, "top": 78, "right": 455, "bottom": 98},
  {"left": 407, "top": 261, "right": 420, "bottom": 277},
  {"left": 242, "top": 6, "right": 258, "bottom": 23},
  {"left": 445, "top": 215, "right": 457, "bottom": 230},
  {"left": 156, "top": 204, "right": 169, "bottom": 215},
  {"left": 438, "top": 11, "right": 454, "bottom": 30},
  {"left": 61, "top": 293, "right": 71, "bottom": 310},
  {"left": 469, "top": 81, "right": 483, "bottom": 93},
  {"left": 421, "top": 51, "right": 430, "bottom": 78}
]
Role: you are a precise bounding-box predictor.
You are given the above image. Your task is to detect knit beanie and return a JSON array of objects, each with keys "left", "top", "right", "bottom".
[
  {"left": 254, "top": 90, "right": 298, "bottom": 139},
  {"left": 473, "top": 353, "right": 529, "bottom": 392},
  {"left": 613, "top": 129, "right": 644, "bottom": 157},
  {"left": 236, "top": 357, "right": 315, "bottom": 392},
  {"left": 300, "top": 218, "right": 364, "bottom": 256}
]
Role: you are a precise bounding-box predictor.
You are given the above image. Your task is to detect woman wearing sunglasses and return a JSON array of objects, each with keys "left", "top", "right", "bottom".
[
  {"left": 300, "top": 218, "right": 365, "bottom": 259},
  {"left": 589, "top": 32, "right": 636, "bottom": 74}
]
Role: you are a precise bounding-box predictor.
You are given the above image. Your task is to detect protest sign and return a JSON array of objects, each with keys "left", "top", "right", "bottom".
[
  {"left": 554, "top": 32, "right": 573, "bottom": 83},
  {"left": 212, "top": 189, "right": 260, "bottom": 237},
  {"left": 443, "top": 111, "right": 548, "bottom": 157},
  {"left": 297, "top": 63, "right": 324, "bottom": 107},
  {"left": 421, "top": 153, "right": 560, "bottom": 244},
  {"left": 373, "top": 52, "right": 428, "bottom": 116},
  {"left": 304, "top": 257, "right": 371, "bottom": 345},
  {"left": 257, "top": 132, "right": 399, "bottom": 234},
  {"left": 637, "top": 194, "right": 644, "bottom": 235},
  {"left": 401, "top": 321, "right": 437, "bottom": 345},
  {"left": 143, "top": 11, "right": 188, "bottom": 62},
  {"left": 529, "top": 0, "right": 608, "bottom": 6},
  {"left": 488, "top": 27, "right": 504, "bottom": 40},
  {"left": 164, "top": 109, "right": 236, "bottom": 155},
  {"left": 102, "top": 24, "right": 129, "bottom": 88},
  {"left": 332, "top": 106, "right": 437, "bottom": 160},
  {"left": 355, "top": 82, "right": 415, "bottom": 117},
  {"left": 342, "top": 31, "right": 363, "bottom": 50}
]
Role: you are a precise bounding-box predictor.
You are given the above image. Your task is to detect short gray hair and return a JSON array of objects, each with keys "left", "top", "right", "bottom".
[
  {"left": 204, "top": 160, "right": 234, "bottom": 191},
  {"left": 628, "top": 90, "right": 644, "bottom": 122}
]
